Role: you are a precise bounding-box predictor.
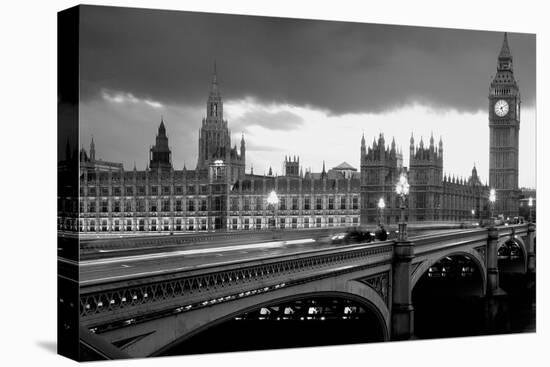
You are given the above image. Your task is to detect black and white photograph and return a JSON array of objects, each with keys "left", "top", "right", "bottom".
[
  {"left": 51, "top": 1, "right": 542, "bottom": 364},
  {"left": 56, "top": 4, "right": 539, "bottom": 361}
]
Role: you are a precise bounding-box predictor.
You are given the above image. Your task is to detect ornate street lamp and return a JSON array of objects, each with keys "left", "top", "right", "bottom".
[
  {"left": 378, "top": 197, "right": 386, "bottom": 226},
  {"left": 267, "top": 190, "right": 279, "bottom": 230},
  {"left": 489, "top": 188, "right": 496, "bottom": 226},
  {"left": 395, "top": 173, "right": 410, "bottom": 241},
  {"left": 528, "top": 197, "right": 533, "bottom": 223}
]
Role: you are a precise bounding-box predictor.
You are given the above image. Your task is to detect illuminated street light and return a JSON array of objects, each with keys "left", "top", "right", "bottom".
[
  {"left": 489, "top": 188, "right": 496, "bottom": 227},
  {"left": 267, "top": 190, "right": 279, "bottom": 206},
  {"left": 378, "top": 197, "right": 385, "bottom": 226},
  {"left": 395, "top": 173, "right": 410, "bottom": 241}
]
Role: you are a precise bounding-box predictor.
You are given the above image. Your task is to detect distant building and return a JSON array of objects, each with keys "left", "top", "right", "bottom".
[
  {"left": 360, "top": 132, "right": 490, "bottom": 225},
  {"left": 518, "top": 188, "right": 536, "bottom": 221},
  {"left": 69, "top": 34, "right": 522, "bottom": 233},
  {"left": 76, "top": 67, "right": 360, "bottom": 233}
]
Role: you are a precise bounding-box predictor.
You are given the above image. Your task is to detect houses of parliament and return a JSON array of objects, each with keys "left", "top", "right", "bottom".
[{"left": 63, "top": 34, "right": 523, "bottom": 234}]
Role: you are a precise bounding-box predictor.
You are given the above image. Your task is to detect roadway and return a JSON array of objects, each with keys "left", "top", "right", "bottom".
[{"left": 77, "top": 228, "right": 465, "bottom": 286}]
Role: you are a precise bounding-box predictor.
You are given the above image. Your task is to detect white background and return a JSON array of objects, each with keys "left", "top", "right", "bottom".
[{"left": 0, "top": 0, "right": 547, "bottom": 366}]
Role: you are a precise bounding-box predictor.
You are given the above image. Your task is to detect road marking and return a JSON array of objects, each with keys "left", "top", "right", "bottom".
[
  {"left": 81, "top": 238, "right": 315, "bottom": 267},
  {"left": 121, "top": 264, "right": 130, "bottom": 268}
]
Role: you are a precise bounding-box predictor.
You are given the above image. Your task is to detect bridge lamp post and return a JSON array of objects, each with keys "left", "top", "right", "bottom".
[
  {"left": 267, "top": 190, "right": 279, "bottom": 230},
  {"left": 528, "top": 197, "right": 533, "bottom": 223},
  {"left": 395, "top": 173, "right": 410, "bottom": 241},
  {"left": 378, "top": 197, "right": 385, "bottom": 226},
  {"left": 489, "top": 189, "right": 496, "bottom": 227},
  {"left": 471, "top": 209, "right": 476, "bottom": 225}
]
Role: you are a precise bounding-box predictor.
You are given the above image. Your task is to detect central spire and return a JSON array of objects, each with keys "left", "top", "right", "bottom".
[
  {"left": 496, "top": 32, "right": 514, "bottom": 73},
  {"left": 499, "top": 32, "right": 512, "bottom": 59},
  {"left": 206, "top": 60, "right": 223, "bottom": 120},
  {"left": 210, "top": 60, "right": 219, "bottom": 95}
]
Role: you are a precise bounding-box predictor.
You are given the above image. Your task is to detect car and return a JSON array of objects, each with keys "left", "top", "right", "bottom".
[
  {"left": 327, "top": 228, "right": 374, "bottom": 245},
  {"left": 374, "top": 226, "right": 388, "bottom": 241}
]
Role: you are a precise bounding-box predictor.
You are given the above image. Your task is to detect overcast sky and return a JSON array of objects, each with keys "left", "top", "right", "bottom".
[{"left": 78, "top": 5, "right": 536, "bottom": 188}]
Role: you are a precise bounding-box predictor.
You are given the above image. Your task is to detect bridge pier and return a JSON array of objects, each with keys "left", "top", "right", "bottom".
[
  {"left": 484, "top": 226, "right": 507, "bottom": 332},
  {"left": 391, "top": 239, "right": 414, "bottom": 340},
  {"left": 486, "top": 226, "right": 505, "bottom": 296},
  {"left": 526, "top": 223, "right": 536, "bottom": 274}
]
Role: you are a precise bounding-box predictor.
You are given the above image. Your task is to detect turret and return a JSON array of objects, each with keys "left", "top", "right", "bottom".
[
  {"left": 90, "top": 136, "right": 96, "bottom": 161},
  {"left": 240, "top": 133, "right": 246, "bottom": 160},
  {"left": 378, "top": 133, "right": 385, "bottom": 149},
  {"left": 284, "top": 154, "right": 300, "bottom": 177},
  {"left": 149, "top": 117, "right": 172, "bottom": 171},
  {"left": 410, "top": 132, "right": 415, "bottom": 158}
]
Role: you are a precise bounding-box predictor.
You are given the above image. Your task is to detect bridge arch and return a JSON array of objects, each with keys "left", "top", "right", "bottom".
[
  {"left": 150, "top": 280, "right": 389, "bottom": 357},
  {"left": 411, "top": 249, "right": 487, "bottom": 296},
  {"left": 497, "top": 235, "right": 527, "bottom": 273}
]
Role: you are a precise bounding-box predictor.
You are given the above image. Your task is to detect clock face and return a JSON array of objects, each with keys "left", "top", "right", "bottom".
[{"left": 494, "top": 99, "right": 509, "bottom": 117}]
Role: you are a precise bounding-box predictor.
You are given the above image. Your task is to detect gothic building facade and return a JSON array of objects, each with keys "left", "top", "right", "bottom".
[
  {"left": 70, "top": 34, "right": 519, "bottom": 234},
  {"left": 360, "top": 132, "right": 490, "bottom": 226},
  {"left": 76, "top": 68, "right": 361, "bottom": 234}
]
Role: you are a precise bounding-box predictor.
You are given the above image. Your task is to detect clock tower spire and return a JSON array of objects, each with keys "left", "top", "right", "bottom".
[{"left": 488, "top": 33, "right": 521, "bottom": 218}]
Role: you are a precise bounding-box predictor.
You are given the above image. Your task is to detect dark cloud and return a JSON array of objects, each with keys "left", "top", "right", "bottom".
[
  {"left": 231, "top": 107, "right": 304, "bottom": 132},
  {"left": 79, "top": 5, "right": 536, "bottom": 115}
]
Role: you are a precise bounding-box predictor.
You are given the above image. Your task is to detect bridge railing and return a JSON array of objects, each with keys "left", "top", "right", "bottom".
[{"left": 80, "top": 240, "right": 395, "bottom": 330}]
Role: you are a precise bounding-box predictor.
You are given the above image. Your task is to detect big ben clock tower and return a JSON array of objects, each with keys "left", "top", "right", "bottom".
[{"left": 489, "top": 33, "right": 521, "bottom": 218}]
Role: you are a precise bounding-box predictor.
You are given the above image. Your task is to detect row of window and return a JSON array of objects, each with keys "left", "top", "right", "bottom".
[
  {"left": 76, "top": 216, "right": 360, "bottom": 232},
  {"left": 80, "top": 196, "right": 360, "bottom": 213},
  {"left": 81, "top": 185, "right": 207, "bottom": 197},
  {"left": 231, "top": 196, "right": 358, "bottom": 211},
  {"left": 81, "top": 185, "right": 359, "bottom": 197}
]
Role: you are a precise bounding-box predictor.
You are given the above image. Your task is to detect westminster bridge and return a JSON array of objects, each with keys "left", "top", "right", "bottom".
[{"left": 59, "top": 223, "right": 536, "bottom": 359}]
